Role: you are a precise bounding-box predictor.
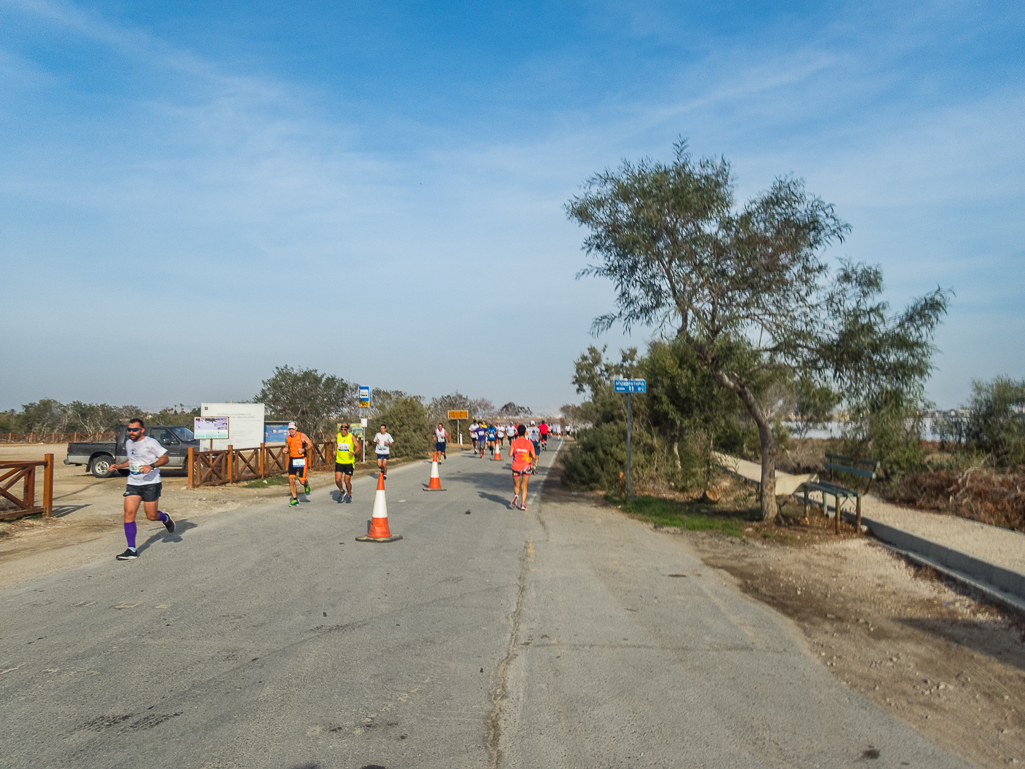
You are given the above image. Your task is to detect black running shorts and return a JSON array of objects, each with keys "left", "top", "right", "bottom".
[
  {"left": 335, "top": 462, "right": 355, "bottom": 475},
  {"left": 124, "top": 483, "right": 161, "bottom": 502}
]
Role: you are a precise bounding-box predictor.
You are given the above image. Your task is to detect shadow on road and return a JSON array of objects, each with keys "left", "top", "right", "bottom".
[{"left": 135, "top": 519, "right": 196, "bottom": 555}]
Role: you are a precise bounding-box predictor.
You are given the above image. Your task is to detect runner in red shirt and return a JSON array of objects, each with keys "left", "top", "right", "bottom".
[
  {"left": 538, "top": 420, "right": 549, "bottom": 451},
  {"left": 509, "top": 424, "right": 537, "bottom": 511}
]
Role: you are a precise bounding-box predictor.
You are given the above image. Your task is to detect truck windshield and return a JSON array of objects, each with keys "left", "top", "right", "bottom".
[{"left": 171, "top": 427, "right": 195, "bottom": 441}]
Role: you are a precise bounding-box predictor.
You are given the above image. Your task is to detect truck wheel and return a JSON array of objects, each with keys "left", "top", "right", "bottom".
[{"left": 90, "top": 455, "right": 114, "bottom": 478}]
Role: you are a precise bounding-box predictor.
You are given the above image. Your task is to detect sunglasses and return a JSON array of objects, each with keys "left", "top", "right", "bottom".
[{"left": 127, "top": 428, "right": 142, "bottom": 433}]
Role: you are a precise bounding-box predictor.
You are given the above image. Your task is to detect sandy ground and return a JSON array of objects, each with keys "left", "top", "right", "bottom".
[{"left": 5, "top": 442, "right": 1022, "bottom": 768}]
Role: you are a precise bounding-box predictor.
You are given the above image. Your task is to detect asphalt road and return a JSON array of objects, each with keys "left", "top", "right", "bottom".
[{"left": 0, "top": 442, "right": 971, "bottom": 769}]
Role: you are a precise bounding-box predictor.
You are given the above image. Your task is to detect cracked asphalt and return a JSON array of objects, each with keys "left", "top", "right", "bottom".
[{"left": 0, "top": 441, "right": 970, "bottom": 768}]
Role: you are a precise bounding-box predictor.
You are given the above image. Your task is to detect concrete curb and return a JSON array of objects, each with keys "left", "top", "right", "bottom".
[{"left": 851, "top": 513, "right": 1025, "bottom": 612}]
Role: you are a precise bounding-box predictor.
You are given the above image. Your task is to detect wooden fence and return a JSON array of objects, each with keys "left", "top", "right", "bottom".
[
  {"left": 0, "top": 455, "right": 54, "bottom": 521},
  {"left": 187, "top": 442, "right": 338, "bottom": 488},
  {"left": 0, "top": 432, "right": 117, "bottom": 445}
]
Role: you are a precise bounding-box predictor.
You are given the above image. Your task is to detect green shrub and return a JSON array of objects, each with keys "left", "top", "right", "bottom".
[{"left": 965, "top": 377, "right": 1025, "bottom": 466}]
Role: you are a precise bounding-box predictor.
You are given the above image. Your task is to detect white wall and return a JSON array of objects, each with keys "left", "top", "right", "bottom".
[{"left": 199, "top": 403, "right": 266, "bottom": 450}]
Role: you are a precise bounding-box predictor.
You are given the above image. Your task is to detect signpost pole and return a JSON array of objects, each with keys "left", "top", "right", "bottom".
[
  {"left": 614, "top": 379, "right": 645, "bottom": 502},
  {"left": 626, "top": 391, "right": 632, "bottom": 501}
]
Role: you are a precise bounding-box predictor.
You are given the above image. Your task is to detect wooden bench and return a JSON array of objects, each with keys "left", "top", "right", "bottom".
[{"left": 800, "top": 453, "right": 880, "bottom": 534}]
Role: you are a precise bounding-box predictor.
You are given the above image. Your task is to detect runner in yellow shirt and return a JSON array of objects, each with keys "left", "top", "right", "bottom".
[{"left": 334, "top": 423, "right": 361, "bottom": 504}]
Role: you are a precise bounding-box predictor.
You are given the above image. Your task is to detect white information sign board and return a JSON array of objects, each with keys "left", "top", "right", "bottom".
[{"left": 200, "top": 403, "right": 266, "bottom": 450}]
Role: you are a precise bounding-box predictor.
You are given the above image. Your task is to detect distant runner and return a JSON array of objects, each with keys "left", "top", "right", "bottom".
[
  {"left": 433, "top": 422, "right": 448, "bottom": 460},
  {"left": 334, "top": 422, "right": 361, "bottom": 504},
  {"left": 374, "top": 424, "right": 394, "bottom": 478},
  {"left": 538, "top": 420, "right": 549, "bottom": 451},
  {"left": 286, "top": 421, "right": 314, "bottom": 507},
  {"left": 527, "top": 420, "right": 541, "bottom": 469},
  {"left": 477, "top": 421, "right": 487, "bottom": 458},
  {"left": 110, "top": 418, "right": 174, "bottom": 560},
  {"left": 486, "top": 423, "right": 497, "bottom": 454},
  {"left": 509, "top": 424, "right": 537, "bottom": 511}
]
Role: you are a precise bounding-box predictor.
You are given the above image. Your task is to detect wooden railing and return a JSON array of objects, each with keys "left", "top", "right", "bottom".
[
  {"left": 0, "top": 455, "right": 54, "bottom": 521},
  {"left": 0, "top": 432, "right": 117, "bottom": 444},
  {"left": 187, "top": 442, "right": 338, "bottom": 488}
]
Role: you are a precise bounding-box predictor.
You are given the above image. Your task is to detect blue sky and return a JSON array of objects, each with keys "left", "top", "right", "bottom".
[{"left": 1, "top": 0, "right": 1022, "bottom": 414}]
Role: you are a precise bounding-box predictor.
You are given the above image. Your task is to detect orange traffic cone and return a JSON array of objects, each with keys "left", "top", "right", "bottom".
[
  {"left": 356, "top": 474, "right": 402, "bottom": 542},
  {"left": 492, "top": 442, "right": 502, "bottom": 461},
  {"left": 423, "top": 452, "right": 446, "bottom": 491}
]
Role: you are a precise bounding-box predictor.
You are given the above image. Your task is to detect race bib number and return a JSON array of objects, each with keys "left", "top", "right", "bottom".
[
  {"left": 129, "top": 463, "right": 144, "bottom": 474},
  {"left": 292, "top": 457, "right": 306, "bottom": 468}
]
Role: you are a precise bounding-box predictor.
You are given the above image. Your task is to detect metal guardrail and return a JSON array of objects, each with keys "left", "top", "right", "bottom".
[{"left": 0, "top": 455, "right": 54, "bottom": 520}]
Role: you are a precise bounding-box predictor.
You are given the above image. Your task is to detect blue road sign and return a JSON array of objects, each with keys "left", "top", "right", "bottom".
[
  {"left": 614, "top": 379, "right": 647, "bottom": 393},
  {"left": 358, "top": 385, "right": 370, "bottom": 407}
]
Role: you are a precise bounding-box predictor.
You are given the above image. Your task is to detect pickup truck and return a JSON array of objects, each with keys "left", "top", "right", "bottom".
[{"left": 65, "top": 425, "right": 201, "bottom": 478}]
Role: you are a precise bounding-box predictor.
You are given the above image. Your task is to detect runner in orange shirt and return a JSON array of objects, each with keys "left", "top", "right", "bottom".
[
  {"left": 285, "top": 421, "right": 314, "bottom": 507},
  {"left": 508, "top": 424, "right": 537, "bottom": 511}
]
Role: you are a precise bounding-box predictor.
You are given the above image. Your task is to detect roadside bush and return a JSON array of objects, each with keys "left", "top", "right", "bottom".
[
  {"left": 559, "top": 421, "right": 691, "bottom": 493},
  {"left": 560, "top": 423, "right": 627, "bottom": 491},
  {"left": 964, "top": 376, "right": 1025, "bottom": 466},
  {"left": 374, "top": 396, "right": 432, "bottom": 459}
]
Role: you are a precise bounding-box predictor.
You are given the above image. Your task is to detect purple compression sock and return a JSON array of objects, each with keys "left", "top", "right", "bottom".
[
  {"left": 157, "top": 511, "right": 169, "bottom": 523},
  {"left": 124, "top": 521, "right": 137, "bottom": 549}
]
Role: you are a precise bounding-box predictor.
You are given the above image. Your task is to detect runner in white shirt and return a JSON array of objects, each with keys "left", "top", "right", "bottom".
[
  {"left": 433, "top": 423, "right": 448, "bottom": 460},
  {"left": 527, "top": 421, "right": 541, "bottom": 471},
  {"left": 109, "top": 418, "right": 175, "bottom": 561},
  {"left": 374, "top": 424, "right": 395, "bottom": 478}
]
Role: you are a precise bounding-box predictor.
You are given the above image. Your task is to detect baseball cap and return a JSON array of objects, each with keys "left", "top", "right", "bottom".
[
  {"left": 530, "top": 420, "right": 536, "bottom": 425},
  {"left": 287, "top": 421, "right": 297, "bottom": 429}
]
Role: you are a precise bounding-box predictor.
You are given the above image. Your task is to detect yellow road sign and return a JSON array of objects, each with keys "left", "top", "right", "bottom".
[{"left": 448, "top": 410, "right": 469, "bottom": 420}]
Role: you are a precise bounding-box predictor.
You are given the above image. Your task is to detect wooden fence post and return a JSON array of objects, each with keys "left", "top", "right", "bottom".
[
  {"left": 187, "top": 447, "right": 194, "bottom": 489},
  {"left": 227, "top": 445, "right": 233, "bottom": 484},
  {"left": 260, "top": 443, "right": 265, "bottom": 478},
  {"left": 43, "top": 454, "right": 53, "bottom": 517},
  {"left": 24, "top": 465, "right": 35, "bottom": 510}
]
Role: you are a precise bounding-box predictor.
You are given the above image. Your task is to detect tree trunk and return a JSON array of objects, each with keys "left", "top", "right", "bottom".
[
  {"left": 712, "top": 369, "right": 778, "bottom": 520},
  {"left": 755, "top": 416, "right": 778, "bottom": 521}
]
